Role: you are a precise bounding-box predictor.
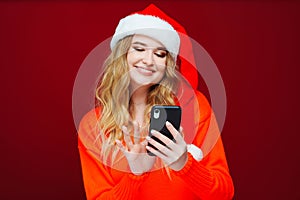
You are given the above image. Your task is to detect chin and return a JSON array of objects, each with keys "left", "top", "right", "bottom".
[{"left": 130, "top": 80, "right": 156, "bottom": 90}]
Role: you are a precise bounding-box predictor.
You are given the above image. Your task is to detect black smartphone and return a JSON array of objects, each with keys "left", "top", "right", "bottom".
[{"left": 147, "top": 105, "right": 182, "bottom": 156}]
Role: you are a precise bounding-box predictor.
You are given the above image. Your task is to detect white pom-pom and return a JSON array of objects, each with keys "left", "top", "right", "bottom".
[{"left": 187, "top": 144, "right": 203, "bottom": 162}]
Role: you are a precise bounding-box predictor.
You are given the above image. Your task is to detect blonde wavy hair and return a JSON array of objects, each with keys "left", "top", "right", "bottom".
[{"left": 95, "top": 35, "right": 179, "bottom": 163}]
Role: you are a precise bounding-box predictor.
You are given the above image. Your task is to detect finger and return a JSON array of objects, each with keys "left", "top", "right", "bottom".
[
  {"left": 179, "top": 126, "right": 184, "bottom": 136},
  {"left": 140, "top": 139, "right": 148, "bottom": 146},
  {"left": 179, "top": 126, "right": 185, "bottom": 140},
  {"left": 146, "top": 134, "right": 172, "bottom": 155},
  {"left": 133, "top": 121, "right": 140, "bottom": 144},
  {"left": 122, "top": 126, "right": 133, "bottom": 149},
  {"left": 115, "top": 139, "right": 126, "bottom": 153},
  {"left": 146, "top": 145, "right": 168, "bottom": 160},
  {"left": 166, "top": 121, "right": 183, "bottom": 143},
  {"left": 150, "top": 129, "right": 175, "bottom": 148}
]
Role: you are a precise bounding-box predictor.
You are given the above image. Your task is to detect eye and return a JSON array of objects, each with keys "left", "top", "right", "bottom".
[
  {"left": 133, "top": 46, "right": 145, "bottom": 52},
  {"left": 154, "top": 50, "right": 167, "bottom": 58}
]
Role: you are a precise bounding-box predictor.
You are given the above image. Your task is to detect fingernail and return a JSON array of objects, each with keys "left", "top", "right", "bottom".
[
  {"left": 166, "top": 121, "right": 171, "bottom": 126},
  {"left": 146, "top": 136, "right": 151, "bottom": 140}
]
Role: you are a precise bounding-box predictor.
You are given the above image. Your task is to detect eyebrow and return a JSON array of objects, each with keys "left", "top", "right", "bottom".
[{"left": 132, "top": 41, "right": 167, "bottom": 51}]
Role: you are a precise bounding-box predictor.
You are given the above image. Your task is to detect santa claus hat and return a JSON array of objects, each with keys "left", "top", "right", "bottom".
[
  {"left": 111, "top": 4, "right": 198, "bottom": 89},
  {"left": 110, "top": 4, "right": 198, "bottom": 89},
  {"left": 110, "top": 13, "right": 180, "bottom": 58}
]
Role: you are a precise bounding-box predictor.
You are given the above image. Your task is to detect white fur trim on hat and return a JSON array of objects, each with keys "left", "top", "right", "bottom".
[{"left": 110, "top": 14, "right": 180, "bottom": 57}]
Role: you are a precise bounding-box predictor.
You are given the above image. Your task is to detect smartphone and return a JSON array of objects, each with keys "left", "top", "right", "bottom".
[{"left": 147, "top": 105, "right": 182, "bottom": 156}]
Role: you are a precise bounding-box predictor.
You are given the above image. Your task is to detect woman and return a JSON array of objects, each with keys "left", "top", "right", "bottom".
[{"left": 78, "top": 4, "right": 234, "bottom": 200}]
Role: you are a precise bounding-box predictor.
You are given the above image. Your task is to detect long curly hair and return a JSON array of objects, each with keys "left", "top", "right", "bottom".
[{"left": 95, "top": 35, "right": 179, "bottom": 163}]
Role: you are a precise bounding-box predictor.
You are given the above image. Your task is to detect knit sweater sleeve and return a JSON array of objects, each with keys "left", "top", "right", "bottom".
[
  {"left": 171, "top": 92, "right": 234, "bottom": 199},
  {"left": 78, "top": 138, "right": 148, "bottom": 200},
  {"left": 77, "top": 109, "right": 147, "bottom": 200}
]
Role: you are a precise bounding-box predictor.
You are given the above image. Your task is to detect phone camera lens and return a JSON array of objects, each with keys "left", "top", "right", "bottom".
[{"left": 154, "top": 109, "right": 160, "bottom": 119}]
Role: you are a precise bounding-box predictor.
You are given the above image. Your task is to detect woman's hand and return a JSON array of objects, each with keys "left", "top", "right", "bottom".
[
  {"left": 116, "top": 121, "right": 156, "bottom": 175},
  {"left": 146, "top": 121, "right": 188, "bottom": 171}
]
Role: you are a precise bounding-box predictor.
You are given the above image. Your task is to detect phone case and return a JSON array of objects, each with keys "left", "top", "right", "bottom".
[{"left": 147, "top": 105, "right": 181, "bottom": 156}]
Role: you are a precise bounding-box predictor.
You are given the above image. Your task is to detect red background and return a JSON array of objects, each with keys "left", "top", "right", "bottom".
[{"left": 1, "top": 1, "right": 299, "bottom": 199}]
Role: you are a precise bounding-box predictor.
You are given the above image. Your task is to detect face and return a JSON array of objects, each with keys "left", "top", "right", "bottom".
[{"left": 127, "top": 34, "right": 168, "bottom": 90}]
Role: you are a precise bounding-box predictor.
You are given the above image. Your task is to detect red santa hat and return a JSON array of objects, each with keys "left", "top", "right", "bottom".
[{"left": 110, "top": 4, "right": 198, "bottom": 89}]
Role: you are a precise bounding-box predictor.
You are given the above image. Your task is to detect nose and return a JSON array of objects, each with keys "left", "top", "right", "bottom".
[{"left": 142, "top": 50, "right": 154, "bottom": 66}]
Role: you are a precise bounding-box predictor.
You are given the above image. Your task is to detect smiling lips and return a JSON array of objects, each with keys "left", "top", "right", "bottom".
[{"left": 135, "top": 66, "right": 155, "bottom": 75}]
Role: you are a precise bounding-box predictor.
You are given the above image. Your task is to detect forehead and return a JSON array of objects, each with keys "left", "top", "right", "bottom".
[{"left": 131, "top": 34, "right": 166, "bottom": 49}]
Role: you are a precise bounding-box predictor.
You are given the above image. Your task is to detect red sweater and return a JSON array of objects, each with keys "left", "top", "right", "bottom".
[{"left": 78, "top": 91, "right": 234, "bottom": 199}]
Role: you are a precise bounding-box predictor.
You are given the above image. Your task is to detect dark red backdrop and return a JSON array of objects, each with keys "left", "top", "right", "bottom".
[{"left": 1, "top": 1, "right": 299, "bottom": 199}]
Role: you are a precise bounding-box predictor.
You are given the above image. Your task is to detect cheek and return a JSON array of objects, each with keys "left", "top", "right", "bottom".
[
  {"left": 127, "top": 51, "right": 142, "bottom": 66},
  {"left": 157, "top": 66, "right": 167, "bottom": 80},
  {"left": 161, "top": 66, "right": 167, "bottom": 74},
  {"left": 126, "top": 53, "right": 133, "bottom": 66},
  {"left": 154, "top": 57, "right": 167, "bottom": 70},
  {"left": 157, "top": 61, "right": 167, "bottom": 74}
]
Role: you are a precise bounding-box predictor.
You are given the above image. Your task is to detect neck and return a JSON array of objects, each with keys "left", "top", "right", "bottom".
[{"left": 130, "top": 85, "right": 149, "bottom": 106}]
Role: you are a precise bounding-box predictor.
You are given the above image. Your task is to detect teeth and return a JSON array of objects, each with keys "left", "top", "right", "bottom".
[
  {"left": 141, "top": 68, "right": 152, "bottom": 72},
  {"left": 137, "top": 66, "right": 153, "bottom": 73}
]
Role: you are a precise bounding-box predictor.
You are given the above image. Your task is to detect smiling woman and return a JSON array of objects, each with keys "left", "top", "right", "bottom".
[{"left": 77, "top": 4, "right": 234, "bottom": 200}]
